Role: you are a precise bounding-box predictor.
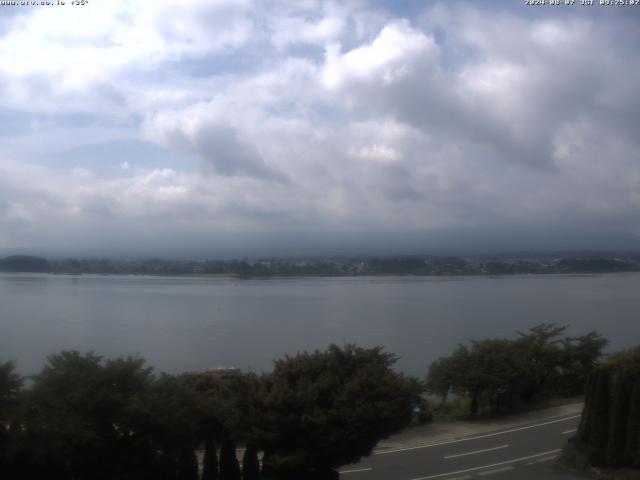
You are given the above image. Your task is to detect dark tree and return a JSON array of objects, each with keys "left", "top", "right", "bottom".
[
  {"left": 11, "top": 351, "right": 156, "bottom": 479},
  {"left": 220, "top": 439, "right": 242, "bottom": 480},
  {"left": 427, "top": 325, "right": 608, "bottom": 416},
  {"left": 242, "top": 444, "right": 261, "bottom": 480},
  {"left": 260, "top": 344, "right": 421, "bottom": 476},
  {"left": 0, "top": 361, "right": 22, "bottom": 477},
  {"left": 177, "top": 449, "right": 199, "bottom": 480},
  {"left": 574, "top": 346, "right": 640, "bottom": 468},
  {"left": 202, "top": 438, "right": 219, "bottom": 480},
  {"left": 0, "top": 255, "right": 50, "bottom": 272},
  {"left": 134, "top": 374, "right": 204, "bottom": 480},
  {"left": 557, "top": 332, "right": 609, "bottom": 396}
]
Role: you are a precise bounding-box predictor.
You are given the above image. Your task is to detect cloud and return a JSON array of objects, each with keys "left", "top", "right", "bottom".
[
  {"left": 0, "top": 2, "right": 638, "bottom": 253},
  {"left": 0, "top": 0, "right": 254, "bottom": 113},
  {"left": 321, "top": 20, "right": 436, "bottom": 88}
]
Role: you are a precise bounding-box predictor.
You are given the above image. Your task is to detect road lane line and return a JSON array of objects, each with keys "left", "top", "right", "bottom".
[
  {"left": 477, "top": 466, "right": 514, "bottom": 476},
  {"left": 408, "top": 449, "right": 561, "bottom": 480},
  {"left": 339, "top": 467, "right": 373, "bottom": 474},
  {"left": 562, "top": 429, "right": 577, "bottom": 435},
  {"left": 376, "top": 415, "right": 580, "bottom": 455},
  {"left": 444, "top": 445, "right": 508, "bottom": 459},
  {"left": 534, "top": 455, "right": 558, "bottom": 463}
]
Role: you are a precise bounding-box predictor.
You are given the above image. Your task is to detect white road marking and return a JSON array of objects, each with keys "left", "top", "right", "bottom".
[
  {"left": 477, "top": 466, "right": 515, "bottom": 476},
  {"left": 376, "top": 416, "right": 580, "bottom": 455},
  {"left": 444, "top": 445, "right": 508, "bottom": 459},
  {"left": 562, "top": 429, "right": 577, "bottom": 435},
  {"left": 445, "top": 476, "right": 472, "bottom": 480},
  {"left": 534, "top": 455, "right": 558, "bottom": 463},
  {"left": 409, "top": 449, "right": 562, "bottom": 480},
  {"left": 339, "top": 467, "right": 373, "bottom": 474}
]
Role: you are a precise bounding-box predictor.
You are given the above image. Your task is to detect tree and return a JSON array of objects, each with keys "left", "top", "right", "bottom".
[
  {"left": 259, "top": 344, "right": 421, "bottom": 477},
  {"left": 558, "top": 332, "right": 609, "bottom": 396},
  {"left": 220, "top": 439, "right": 241, "bottom": 480},
  {"left": 0, "top": 361, "right": 21, "bottom": 416},
  {"left": 516, "top": 323, "right": 568, "bottom": 399},
  {"left": 574, "top": 346, "right": 640, "bottom": 468},
  {"left": 11, "top": 351, "right": 156, "bottom": 479},
  {"left": 177, "top": 449, "right": 199, "bottom": 480},
  {"left": 427, "top": 340, "right": 527, "bottom": 415},
  {"left": 242, "top": 444, "right": 261, "bottom": 480},
  {"left": 202, "top": 437, "right": 219, "bottom": 480},
  {"left": 0, "top": 361, "right": 22, "bottom": 476},
  {"left": 426, "top": 353, "right": 461, "bottom": 403},
  {"left": 426, "top": 325, "right": 608, "bottom": 417},
  {"left": 134, "top": 374, "right": 204, "bottom": 479},
  {"left": 183, "top": 370, "right": 262, "bottom": 446}
]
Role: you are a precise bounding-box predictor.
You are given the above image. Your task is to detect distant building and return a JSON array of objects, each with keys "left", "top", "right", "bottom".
[{"left": 184, "top": 367, "right": 242, "bottom": 381}]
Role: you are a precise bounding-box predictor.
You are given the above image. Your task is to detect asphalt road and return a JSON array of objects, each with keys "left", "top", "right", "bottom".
[{"left": 339, "top": 414, "right": 587, "bottom": 480}]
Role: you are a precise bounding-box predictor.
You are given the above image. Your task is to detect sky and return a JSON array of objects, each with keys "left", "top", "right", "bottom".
[{"left": 0, "top": 0, "right": 639, "bottom": 258}]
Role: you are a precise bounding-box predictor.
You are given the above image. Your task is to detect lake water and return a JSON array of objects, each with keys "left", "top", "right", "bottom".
[{"left": 1, "top": 272, "right": 639, "bottom": 376}]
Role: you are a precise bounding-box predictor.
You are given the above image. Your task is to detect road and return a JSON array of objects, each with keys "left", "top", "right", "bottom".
[{"left": 339, "top": 413, "right": 587, "bottom": 479}]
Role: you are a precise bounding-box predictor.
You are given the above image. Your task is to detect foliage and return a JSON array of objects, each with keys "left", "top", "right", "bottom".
[
  {"left": 220, "top": 439, "right": 242, "bottom": 480},
  {"left": 0, "top": 360, "right": 22, "bottom": 422},
  {"left": 13, "top": 351, "right": 158, "bottom": 479},
  {"left": 576, "top": 346, "right": 640, "bottom": 468},
  {"left": 242, "top": 444, "right": 261, "bottom": 480},
  {"left": 202, "top": 438, "right": 219, "bottom": 480},
  {"left": 0, "top": 361, "right": 22, "bottom": 476},
  {"left": 259, "top": 344, "right": 422, "bottom": 473},
  {"left": 183, "top": 371, "right": 262, "bottom": 444},
  {"left": 0, "top": 255, "right": 50, "bottom": 272},
  {"left": 426, "top": 324, "right": 608, "bottom": 416}
]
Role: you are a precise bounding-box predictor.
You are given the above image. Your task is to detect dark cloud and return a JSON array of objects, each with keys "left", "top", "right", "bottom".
[{"left": 192, "top": 123, "right": 287, "bottom": 182}]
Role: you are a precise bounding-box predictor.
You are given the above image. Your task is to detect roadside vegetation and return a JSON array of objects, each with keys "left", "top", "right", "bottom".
[
  {"left": 563, "top": 345, "right": 640, "bottom": 476},
  {"left": 425, "top": 324, "right": 608, "bottom": 419},
  {"left": 0, "top": 325, "right": 613, "bottom": 479},
  {"left": 0, "top": 345, "right": 420, "bottom": 480}
]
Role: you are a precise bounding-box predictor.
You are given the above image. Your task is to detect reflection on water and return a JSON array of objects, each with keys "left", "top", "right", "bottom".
[{"left": 1, "top": 272, "right": 639, "bottom": 376}]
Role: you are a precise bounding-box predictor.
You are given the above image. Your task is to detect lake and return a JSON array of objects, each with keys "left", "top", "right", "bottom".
[{"left": 1, "top": 272, "right": 639, "bottom": 376}]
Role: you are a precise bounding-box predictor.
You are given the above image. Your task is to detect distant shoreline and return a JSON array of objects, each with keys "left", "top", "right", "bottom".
[
  {"left": 2, "top": 270, "right": 639, "bottom": 281},
  {"left": 2, "top": 253, "right": 640, "bottom": 278}
]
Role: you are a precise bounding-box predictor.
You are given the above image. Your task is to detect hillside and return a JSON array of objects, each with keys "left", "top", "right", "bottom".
[{"left": 0, "top": 256, "right": 51, "bottom": 273}]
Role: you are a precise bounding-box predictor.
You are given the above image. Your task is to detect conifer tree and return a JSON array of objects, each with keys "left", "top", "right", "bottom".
[
  {"left": 220, "top": 439, "right": 241, "bottom": 480},
  {"left": 202, "top": 438, "right": 219, "bottom": 480},
  {"left": 242, "top": 444, "right": 261, "bottom": 480},
  {"left": 177, "top": 449, "right": 199, "bottom": 480}
]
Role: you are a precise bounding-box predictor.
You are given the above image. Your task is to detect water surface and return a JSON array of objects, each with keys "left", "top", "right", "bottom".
[{"left": 1, "top": 273, "right": 639, "bottom": 376}]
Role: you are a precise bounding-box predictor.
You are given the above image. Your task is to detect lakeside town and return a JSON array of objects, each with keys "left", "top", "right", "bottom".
[{"left": 1, "top": 252, "right": 640, "bottom": 277}]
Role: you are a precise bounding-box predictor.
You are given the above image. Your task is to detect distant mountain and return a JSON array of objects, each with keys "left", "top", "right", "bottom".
[{"left": 0, "top": 255, "right": 51, "bottom": 273}]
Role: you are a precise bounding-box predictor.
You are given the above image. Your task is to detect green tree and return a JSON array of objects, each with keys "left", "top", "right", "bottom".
[
  {"left": 12, "top": 351, "right": 156, "bottom": 479},
  {"left": 575, "top": 346, "right": 640, "bottom": 468},
  {"left": 557, "top": 332, "right": 608, "bottom": 396},
  {"left": 426, "top": 352, "right": 462, "bottom": 403},
  {"left": 259, "top": 344, "right": 421, "bottom": 477},
  {"left": 427, "top": 340, "right": 526, "bottom": 415},
  {"left": 0, "top": 361, "right": 22, "bottom": 476},
  {"left": 426, "top": 325, "right": 607, "bottom": 417},
  {"left": 134, "top": 374, "right": 204, "bottom": 479},
  {"left": 516, "top": 323, "right": 568, "bottom": 399},
  {"left": 184, "top": 371, "right": 262, "bottom": 447}
]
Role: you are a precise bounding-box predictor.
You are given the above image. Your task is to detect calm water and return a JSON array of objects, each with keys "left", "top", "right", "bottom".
[{"left": 1, "top": 272, "right": 639, "bottom": 376}]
